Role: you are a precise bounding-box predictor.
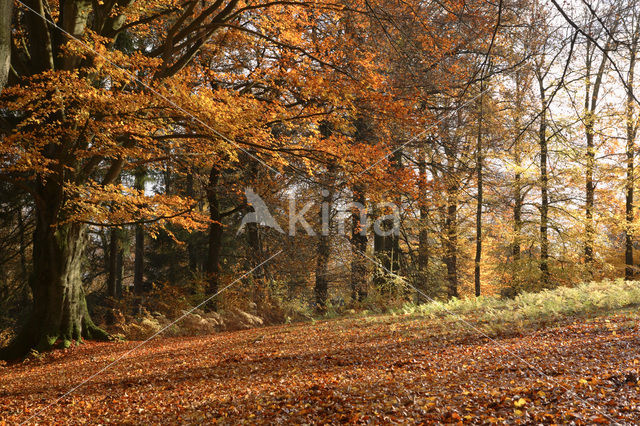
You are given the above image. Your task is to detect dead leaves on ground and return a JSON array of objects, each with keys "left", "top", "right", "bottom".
[{"left": 1, "top": 314, "right": 640, "bottom": 424}]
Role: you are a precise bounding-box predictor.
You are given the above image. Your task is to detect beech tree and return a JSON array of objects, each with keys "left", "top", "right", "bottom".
[{"left": 0, "top": 0, "right": 374, "bottom": 359}]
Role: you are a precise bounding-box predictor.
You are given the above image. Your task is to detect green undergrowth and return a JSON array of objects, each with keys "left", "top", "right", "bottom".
[{"left": 393, "top": 279, "right": 640, "bottom": 335}]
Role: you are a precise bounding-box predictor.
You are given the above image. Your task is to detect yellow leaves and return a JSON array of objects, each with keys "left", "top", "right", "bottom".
[
  {"left": 62, "top": 181, "right": 208, "bottom": 232},
  {"left": 513, "top": 397, "right": 527, "bottom": 408}
]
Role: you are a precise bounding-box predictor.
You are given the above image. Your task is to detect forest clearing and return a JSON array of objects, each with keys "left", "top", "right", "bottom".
[
  {"left": 4, "top": 0, "right": 640, "bottom": 423},
  {"left": 3, "top": 282, "right": 640, "bottom": 424}
]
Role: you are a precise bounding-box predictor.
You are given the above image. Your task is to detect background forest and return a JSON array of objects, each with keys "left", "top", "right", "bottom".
[{"left": 1, "top": 0, "right": 640, "bottom": 359}]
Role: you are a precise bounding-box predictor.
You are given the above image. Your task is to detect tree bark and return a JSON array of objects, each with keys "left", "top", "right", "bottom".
[
  {"left": 315, "top": 188, "right": 332, "bottom": 312},
  {"left": 625, "top": 30, "right": 639, "bottom": 280},
  {"left": 107, "top": 227, "right": 124, "bottom": 298},
  {"left": 537, "top": 74, "right": 550, "bottom": 287},
  {"left": 443, "top": 127, "right": 459, "bottom": 299},
  {"left": 512, "top": 72, "right": 525, "bottom": 262},
  {"left": 444, "top": 195, "right": 459, "bottom": 298},
  {"left": 474, "top": 81, "right": 484, "bottom": 297},
  {"left": 350, "top": 186, "right": 368, "bottom": 302},
  {"left": 133, "top": 168, "right": 146, "bottom": 294},
  {"left": 416, "top": 154, "right": 429, "bottom": 303},
  {"left": 0, "top": 0, "right": 11, "bottom": 93},
  {"left": 205, "top": 166, "right": 223, "bottom": 310},
  {"left": 513, "top": 124, "right": 523, "bottom": 261},
  {"left": 2, "top": 189, "right": 108, "bottom": 360},
  {"left": 583, "top": 38, "right": 609, "bottom": 269}
]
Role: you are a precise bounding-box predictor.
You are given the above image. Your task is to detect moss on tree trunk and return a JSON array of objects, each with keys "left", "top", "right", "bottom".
[{"left": 1, "top": 210, "right": 109, "bottom": 360}]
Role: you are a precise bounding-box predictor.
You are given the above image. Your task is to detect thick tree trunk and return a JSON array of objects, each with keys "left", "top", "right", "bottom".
[
  {"left": 205, "top": 166, "right": 223, "bottom": 310},
  {"left": 2, "top": 199, "right": 108, "bottom": 359}
]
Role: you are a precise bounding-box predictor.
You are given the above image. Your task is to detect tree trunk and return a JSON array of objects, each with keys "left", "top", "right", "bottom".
[
  {"left": 513, "top": 142, "right": 522, "bottom": 261},
  {"left": 17, "top": 206, "right": 29, "bottom": 282},
  {"left": 185, "top": 172, "right": 202, "bottom": 274},
  {"left": 444, "top": 195, "right": 459, "bottom": 298},
  {"left": 625, "top": 32, "right": 639, "bottom": 280},
  {"left": 205, "top": 166, "right": 223, "bottom": 310},
  {"left": 512, "top": 76, "right": 524, "bottom": 262},
  {"left": 443, "top": 129, "right": 459, "bottom": 299},
  {"left": 583, "top": 39, "right": 608, "bottom": 269},
  {"left": 474, "top": 81, "right": 484, "bottom": 297},
  {"left": 107, "top": 227, "right": 124, "bottom": 298},
  {"left": 315, "top": 188, "right": 332, "bottom": 312},
  {"left": 350, "top": 186, "right": 368, "bottom": 302},
  {"left": 107, "top": 227, "right": 119, "bottom": 298},
  {"left": 2, "top": 193, "right": 108, "bottom": 359},
  {"left": 133, "top": 168, "right": 146, "bottom": 294},
  {"left": 416, "top": 154, "right": 429, "bottom": 303},
  {"left": 538, "top": 76, "right": 550, "bottom": 287},
  {"left": 585, "top": 133, "right": 595, "bottom": 266},
  {"left": 0, "top": 0, "right": 11, "bottom": 93}
]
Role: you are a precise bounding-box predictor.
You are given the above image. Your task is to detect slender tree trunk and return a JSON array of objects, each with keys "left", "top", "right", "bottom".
[
  {"left": 513, "top": 178, "right": 522, "bottom": 260},
  {"left": 538, "top": 76, "right": 550, "bottom": 286},
  {"left": 107, "top": 227, "right": 124, "bottom": 298},
  {"left": 107, "top": 177, "right": 123, "bottom": 298},
  {"left": 444, "top": 195, "right": 459, "bottom": 298},
  {"left": 205, "top": 166, "right": 223, "bottom": 309},
  {"left": 583, "top": 40, "right": 608, "bottom": 269},
  {"left": 107, "top": 227, "right": 119, "bottom": 298},
  {"left": 115, "top": 238, "right": 123, "bottom": 298},
  {"left": 513, "top": 135, "right": 523, "bottom": 261},
  {"left": 625, "top": 34, "right": 639, "bottom": 280},
  {"left": 246, "top": 212, "right": 268, "bottom": 306},
  {"left": 0, "top": 0, "right": 11, "bottom": 93},
  {"left": 185, "top": 172, "right": 200, "bottom": 273},
  {"left": 133, "top": 168, "right": 146, "bottom": 294},
  {"left": 512, "top": 77, "right": 524, "bottom": 262},
  {"left": 350, "top": 186, "right": 368, "bottom": 301},
  {"left": 416, "top": 154, "right": 429, "bottom": 303},
  {"left": 474, "top": 82, "right": 484, "bottom": 297},
  {"left": 443, "top": 128, "right": 459, "bottom": 299},
  {"left": 17, "top": 206, "right": 29, "bottom": 282},
  {"left": 373, "top": 217, "right": 400, "bottom": 292},
  {"left": 585, "top": 135, "right": 595, "bottom": 265},
  {"left": 315, "top": 188, "right": 332, "bottom": 312}
]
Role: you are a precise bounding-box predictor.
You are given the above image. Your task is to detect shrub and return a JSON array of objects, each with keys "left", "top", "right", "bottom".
[{"left": 396, "top": 279, "right": 640, "bottom": 334}]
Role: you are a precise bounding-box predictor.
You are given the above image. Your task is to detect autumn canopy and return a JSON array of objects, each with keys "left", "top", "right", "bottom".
[{"left": 0, "top": 0, "right": 639, "bottom": 376}]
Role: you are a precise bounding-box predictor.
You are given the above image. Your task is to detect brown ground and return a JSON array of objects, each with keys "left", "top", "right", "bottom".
[{"left": 1, "top": 313, "right": 640, "bottom": 424}]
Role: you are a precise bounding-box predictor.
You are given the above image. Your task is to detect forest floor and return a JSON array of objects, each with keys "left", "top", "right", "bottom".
[{"left": 1, "top": 310, "right": 640, "bottom": 424}]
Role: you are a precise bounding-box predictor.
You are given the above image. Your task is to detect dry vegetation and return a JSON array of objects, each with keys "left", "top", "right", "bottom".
[{"left": 2, "top": 282, "right": 640, "bottom": 424}]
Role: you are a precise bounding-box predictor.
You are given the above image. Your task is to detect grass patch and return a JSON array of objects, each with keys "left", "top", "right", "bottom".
[{"left": 394, "top": 279, "right": 640, "bottom": 335}]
